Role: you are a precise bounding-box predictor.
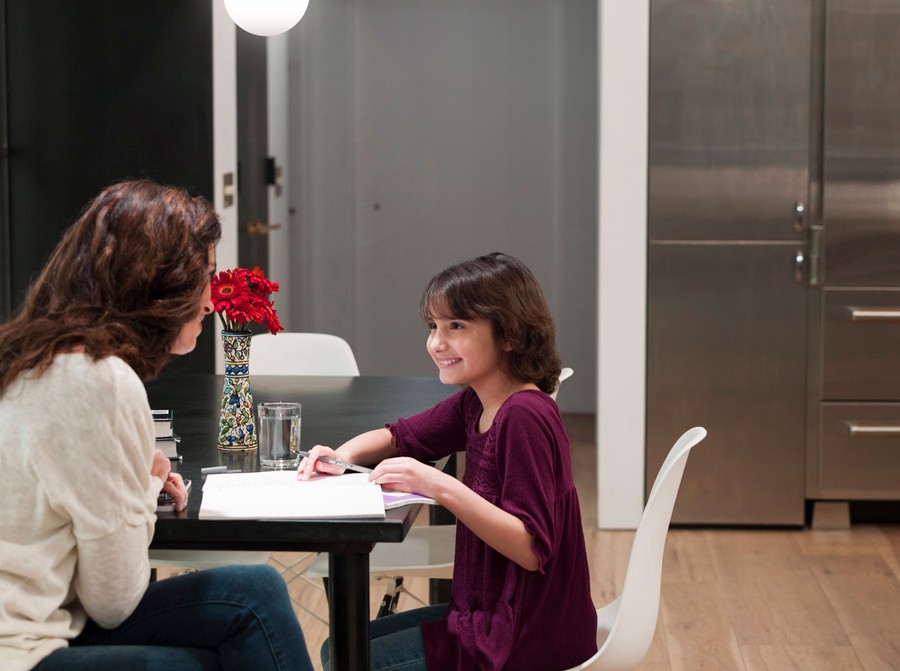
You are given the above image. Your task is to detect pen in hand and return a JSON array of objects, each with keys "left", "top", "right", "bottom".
[{"left": 297, "top": 450, "right": 373, "bottom": 474}]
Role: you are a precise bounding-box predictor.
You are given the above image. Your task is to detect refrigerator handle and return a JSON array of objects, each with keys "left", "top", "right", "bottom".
[
  {"left": 848, "top": 423, "right": 900, "bottom": 437},
  {"left": 793, "top": 199, "right": 821, "bottom": 286},
  {"left": 794, "top": 248, "right": 806, "bottom": 284},
  {"left": 808, "top": 224, "right": 823, "bottom": 286},
  {"left": 794, "top": 200, "right": 806, "bottom": 232}
]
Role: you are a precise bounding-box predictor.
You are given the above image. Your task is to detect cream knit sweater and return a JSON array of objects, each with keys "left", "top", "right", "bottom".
[{"left": 0, "top": 354, "right": 162, "bottom": 670}]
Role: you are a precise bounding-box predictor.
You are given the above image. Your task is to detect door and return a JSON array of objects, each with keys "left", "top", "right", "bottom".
[
  {"left": 647, "top": 244, "right": 808, "bottom": 524},
  {"left": 821, "top": 0, "right": 900, "bottom": 287},
  {"left": 646, "top": 0, "right": 810, "bottom": 524},
  {"left": 3, "top": 0, "right": 215, "bottom": 371},
  {"left": 236, "top": 28, "right": 270, "bottom": 275}
]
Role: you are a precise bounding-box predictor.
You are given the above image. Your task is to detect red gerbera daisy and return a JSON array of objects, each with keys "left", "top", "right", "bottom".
[{"left": 210, "top": 267, "right": 284, "bottom": 335}]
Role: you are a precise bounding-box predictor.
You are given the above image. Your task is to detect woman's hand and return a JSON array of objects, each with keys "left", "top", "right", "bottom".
[
  {"left": 368, "top": 456, "right": 450, "bottom": 499},
  {"left": 161, "top": 471, "right": 189, "bottom": 512},
  {"left": 296, "top": 444, "right": 345, "bottom": 480},
  {"left": 151, "top": 449, "right": 188, "bottom": 511},
  {"left": 150, "top": 448, "right": 171, "bottom": 482}
]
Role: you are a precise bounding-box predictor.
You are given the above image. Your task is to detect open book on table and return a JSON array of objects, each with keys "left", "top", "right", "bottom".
[
  {"left": 199, "top": 471, "right": 385, "bottom": 520},
  {"left": 198, "top": 471, "right": 438, "bottom": 520}
]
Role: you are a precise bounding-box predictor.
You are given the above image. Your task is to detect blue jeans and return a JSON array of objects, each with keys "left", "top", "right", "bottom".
[
  {"left": 35, "top": 565, "right": 313, "bottom": 671},
  {"left": 321, "top": 604, "right": 447, "bottom": 671}
]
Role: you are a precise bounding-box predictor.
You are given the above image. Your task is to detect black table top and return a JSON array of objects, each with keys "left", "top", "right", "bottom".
[{"left": 144, "top": 372, "right": 456, "bottom": 552}]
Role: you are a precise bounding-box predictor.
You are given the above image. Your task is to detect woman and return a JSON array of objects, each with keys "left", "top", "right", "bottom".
[{"left": 0, "top": 180, "right": 313, "bottom": 670}]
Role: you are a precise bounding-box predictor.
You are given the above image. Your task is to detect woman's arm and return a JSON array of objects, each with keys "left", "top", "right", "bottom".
[
  {"left": 75, "top": 517, "right": 156, "bottom": 628},
  {"left": 370, "top": 457, "right": 540, "bottom": 571}
]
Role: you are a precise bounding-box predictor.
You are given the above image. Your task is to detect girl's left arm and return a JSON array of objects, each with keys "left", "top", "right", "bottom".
[{"left": 370, "top": 458, "right": 540, "bottom": 571}]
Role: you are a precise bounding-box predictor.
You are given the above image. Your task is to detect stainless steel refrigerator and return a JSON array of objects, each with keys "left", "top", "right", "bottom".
[{"left": 646, "top": 0, "right": 900, "bottom": 525}]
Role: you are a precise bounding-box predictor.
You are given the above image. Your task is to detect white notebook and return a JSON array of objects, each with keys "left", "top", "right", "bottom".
[{"left": 199, "top": 471, "right": 386, "bottom": 520}]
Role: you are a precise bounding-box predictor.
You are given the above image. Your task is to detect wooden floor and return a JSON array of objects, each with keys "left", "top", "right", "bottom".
[{"left": 193, "top": 414, "right": 900, "bottom": 670}]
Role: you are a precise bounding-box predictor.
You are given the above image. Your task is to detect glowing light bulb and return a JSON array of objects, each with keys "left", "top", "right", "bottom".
[{"left": 224, "top": 0, "right": 310, "bottom": 37}]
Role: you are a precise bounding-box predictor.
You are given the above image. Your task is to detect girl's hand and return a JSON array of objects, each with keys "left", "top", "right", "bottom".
[
  {"left": 296, "top": 444, "right": 345, "bottom": 480},
  {"left": 368, "top": 456, "right": 449, "bottom": 499},
  {"left": 373, "top": 455, "right": 541, "bottom": 570}
]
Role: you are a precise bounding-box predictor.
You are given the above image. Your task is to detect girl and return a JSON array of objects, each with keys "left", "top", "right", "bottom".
[
  {"left": 0, "top": 180, "right": 313, "bottom": 671},
  {"left": 299, "top": 252, "right": 597, "bottom": 670}
]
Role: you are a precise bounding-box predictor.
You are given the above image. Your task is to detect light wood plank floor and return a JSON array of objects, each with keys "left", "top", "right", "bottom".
[{"left": 175, "top": 414, "right": 900, "bottom": 670}]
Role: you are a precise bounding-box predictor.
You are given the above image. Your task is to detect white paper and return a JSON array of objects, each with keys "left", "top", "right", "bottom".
[{"left": 199, "top": 471, "right": 386, "bottom": 520}]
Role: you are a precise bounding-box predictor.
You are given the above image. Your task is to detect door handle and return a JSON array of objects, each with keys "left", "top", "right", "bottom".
[{"left": 243, "top": 221, "right": 283, "bottom": 236}]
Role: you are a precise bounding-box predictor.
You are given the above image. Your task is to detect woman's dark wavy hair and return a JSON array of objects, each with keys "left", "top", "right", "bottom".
[
  {"left": 0, "top": 179, "right": 221, "bottom": 395},
  {"left": 419, "top": 252, "right": 561, "bottom": 394}
]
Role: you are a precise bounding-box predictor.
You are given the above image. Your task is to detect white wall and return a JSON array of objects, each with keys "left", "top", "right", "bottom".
[
  {"left": 267, "top": 33, "right": 292, "bottom": 329},
  {"left": 596, "top": 0, "right": 648, "bottom": 528},
  {"left": 225, "top": 0, "right": 646, "bottom": 527},
  {"left": 213, "top": 0, "right": 238, "bottom": 371},
  {"left": 288, "top": 0, "right": 357, "bottom": 337},
  {"left": 287, "top": 0, "right": 597, "bottom": 413}
]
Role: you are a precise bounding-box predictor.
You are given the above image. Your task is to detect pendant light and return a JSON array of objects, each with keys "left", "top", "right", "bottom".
[{"left": 223, "top": 0, "right": 310, "bottom": 37}]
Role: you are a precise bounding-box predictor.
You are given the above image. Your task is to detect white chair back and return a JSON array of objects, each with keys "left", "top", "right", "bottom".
[
  {"left": 549, "top": 366, "right": 574, "bottom": 400},
  {"left": 251, "top": 332, "right": 360, "bottom": 376},
  {"left": 565, "top": 426, "right": 707, "bottom": 671}
]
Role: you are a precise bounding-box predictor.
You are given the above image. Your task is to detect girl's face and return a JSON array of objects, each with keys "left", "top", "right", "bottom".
[
  {"left": 426, "top": 315, "right": 509, "bottom": 389},
  {"left": 171, "top": 247, "right": 217, "bottom": 356}
]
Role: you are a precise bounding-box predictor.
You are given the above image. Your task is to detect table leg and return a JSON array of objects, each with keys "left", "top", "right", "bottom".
[
  {"left": 328, "top": 550, "right": 371, "bottom": 671},
  {"left": 429, "top": 453, "right": 456, "bottom": 605}
]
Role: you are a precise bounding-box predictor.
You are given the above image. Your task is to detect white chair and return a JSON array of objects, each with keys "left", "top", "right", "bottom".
[
  {"left": 564, "top": 426, "right": 707, "bottom": 671},
  {"left": 150, "top": 333, "right": 360, "bottom": 577},
  {"left": 250, "top": 332, "right": 360, "bottom": 376},
  {"left": 148, "top": 549, "right": 271, "bottom": 571},
  {"left": 307, "top": 365, "right": 577, "bottom": 616},
  {"left": 550, "top": 366, "right": 574, "bottom": 401}
]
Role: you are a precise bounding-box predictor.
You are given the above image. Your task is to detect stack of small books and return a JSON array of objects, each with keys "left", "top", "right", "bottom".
[{"left": 152, "top": 409, "right": 181, "bottom": 460}]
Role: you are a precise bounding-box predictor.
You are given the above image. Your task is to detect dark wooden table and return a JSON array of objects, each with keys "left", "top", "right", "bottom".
[{"left": 145, "top": 373, "right": 455, "bottom": 671}]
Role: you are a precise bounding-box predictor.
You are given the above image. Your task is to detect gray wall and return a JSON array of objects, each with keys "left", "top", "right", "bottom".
[{"left": 287, "top": 0, "right": 597, "bottom": 412}]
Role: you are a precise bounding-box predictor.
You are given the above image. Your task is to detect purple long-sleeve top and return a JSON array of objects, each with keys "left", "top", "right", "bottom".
[{"left": 388, "top": 387, "right": 597, "bottom": 670}]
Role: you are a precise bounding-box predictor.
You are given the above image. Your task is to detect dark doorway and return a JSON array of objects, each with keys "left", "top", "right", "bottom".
[
  {"left": 236, "top": 28, "right": 270, "bottom": 277},
  {"left": 2, "top": 0, "right": 215, "bottom": 371}
]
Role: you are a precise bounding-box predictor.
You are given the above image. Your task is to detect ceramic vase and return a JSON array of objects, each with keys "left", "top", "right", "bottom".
[{"left": 217, "top": 330, "right": 258, "bottom": 451}]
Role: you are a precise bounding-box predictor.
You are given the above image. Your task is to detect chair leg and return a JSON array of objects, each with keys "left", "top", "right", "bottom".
[{"left": 376, "top": 577, "right": 404, "bottom": 618}]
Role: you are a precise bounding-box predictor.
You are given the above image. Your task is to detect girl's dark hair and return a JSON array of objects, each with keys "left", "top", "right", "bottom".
[
  {"left": 0, "top": 179, "right": 221, "bottom": 394},
  {"left": 420, "top": 252, "right": 561, "bottom": 393}
]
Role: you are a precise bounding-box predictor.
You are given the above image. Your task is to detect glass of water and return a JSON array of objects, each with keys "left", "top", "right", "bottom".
[{"left": 257, "top": 402, "right": 301, "bottom": 469}]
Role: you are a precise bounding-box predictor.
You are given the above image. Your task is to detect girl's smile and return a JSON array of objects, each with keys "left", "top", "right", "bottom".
[{"left": 427, "top": 317, "right": 508, "bottom": 391}]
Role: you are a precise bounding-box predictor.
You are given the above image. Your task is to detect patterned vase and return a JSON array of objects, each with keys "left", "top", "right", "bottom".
[{"left": 217, "top": 330, "right": 258, "bottom": 451}]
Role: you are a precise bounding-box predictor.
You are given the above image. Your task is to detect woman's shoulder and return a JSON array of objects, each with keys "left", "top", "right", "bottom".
[
  {"left": 52, "top": 352, "right": 138, "bottom": 380},
  {"left": 43, "top": 353, "right": 144, "bottom": 399}
]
